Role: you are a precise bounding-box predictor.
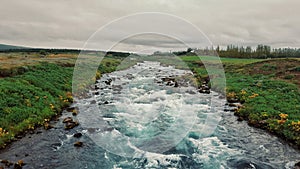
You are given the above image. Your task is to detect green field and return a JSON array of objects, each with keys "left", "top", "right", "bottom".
[{"left": 180, "top": 55, "right": 263, "bottom": 64}]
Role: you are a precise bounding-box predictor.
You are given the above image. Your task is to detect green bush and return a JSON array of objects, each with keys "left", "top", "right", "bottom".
[
  {"left": 294, "top": 66, "right": 300, "bottom": 72},
  {"left": 260, "top": 64, "right": 277, "bottom": 71},
  {"left": 284, "top": 74, "right": 294, "bottom": 79}
]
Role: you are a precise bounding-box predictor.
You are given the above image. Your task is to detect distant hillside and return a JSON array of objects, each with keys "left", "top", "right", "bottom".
[{"left": 0, "top": 44, "right": 28, "bottom": 50}]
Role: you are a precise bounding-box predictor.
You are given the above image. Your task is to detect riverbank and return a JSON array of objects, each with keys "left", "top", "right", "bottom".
[
  {"left": 0, "top": 52, "right": 135, "bottom": 149},
  {"left": 181, "top": 56, "right": 300, "bottom": 149},
  {"left": 0, "top": 63, "right": 74, "bottom": 148}
]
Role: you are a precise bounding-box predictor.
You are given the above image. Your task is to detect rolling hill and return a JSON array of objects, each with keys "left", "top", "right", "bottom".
[{"left": 0, "top": 43, "right": 28, "bottom": 50}]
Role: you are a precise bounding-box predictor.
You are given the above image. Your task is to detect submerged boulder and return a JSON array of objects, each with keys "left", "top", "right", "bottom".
[
  {"left": 90, "top": 100, "right": 97, "bottom": 104},
  {"left": 294, "top": 161, "right": 300, "bottom": 169},
  {"left": 74, "top": 141, "right": 83, "bottom": 147},
  {"left": 227, "top": 158, "right": 274, "bottom": 169},
  {"left": 73, "top": 133, "right": 82, "bottom": 138},
  {"left": 65, "top": 121, "right": 79, "bottom": 130}
]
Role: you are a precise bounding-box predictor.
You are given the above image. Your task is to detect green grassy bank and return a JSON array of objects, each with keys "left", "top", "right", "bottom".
[
  {"left": 0, "top": 54, "right": 131, "bottom": 148},
  {"left": 181, "top": 56, "right": 300, "bottom": 147},
  {"left": 0, "top": 63, "right": 73, "bottom": 147}
]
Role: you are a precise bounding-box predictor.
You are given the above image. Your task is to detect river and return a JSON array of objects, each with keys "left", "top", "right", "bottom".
[{"left": 0, "top": 61, "right": 299, "bottom": 169}]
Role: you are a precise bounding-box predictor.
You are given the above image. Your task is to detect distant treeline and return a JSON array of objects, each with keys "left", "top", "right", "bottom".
[
  {"left": 0, "top": 48, "right": 132, "bottom": 58},
  {"left": 217, "top": 45, "right": 300, "bottom": 58},
  {"left": 173, "top": 45, "right": 300, "bottom": 58},
  {"left": 0, "top": 48, "right": 81, "bottom": 54}
]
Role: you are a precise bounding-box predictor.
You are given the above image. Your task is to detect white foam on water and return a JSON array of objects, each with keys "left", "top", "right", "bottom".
[
  {"left": 104, "top": 152, "right": 109, "bottom": 160},
  {"left": 77, "top": 61, "right": 224, "bottom": 158},
  {"left": 189, "top": 137, "right": 242, "bottom": 168},
  {"left": 65, "top": 134, "right": 73, "bottom": 140},
  {"left": 143, "top": 153, "right": 182, "bottom": 168},
  {"left": 113, "top": 165, "right": 122, "bottom": 169}
]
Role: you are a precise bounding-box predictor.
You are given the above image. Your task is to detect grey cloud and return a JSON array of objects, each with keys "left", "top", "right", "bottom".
[{"left": 0, "top": 0, "right": 299, "bottom": 50}]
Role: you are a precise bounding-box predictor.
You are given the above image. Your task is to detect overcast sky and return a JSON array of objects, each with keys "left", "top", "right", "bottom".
[{"left": 1, "top": 0, "right": 299, "bottom": 52}]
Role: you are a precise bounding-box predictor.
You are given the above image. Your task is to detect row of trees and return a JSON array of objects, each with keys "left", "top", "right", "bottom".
[
  {"left": 216, "top": 45, "right": 300, "bottom": 58},
  {"left": 179, "top": 45, "right": 300, "bottom": 58}
]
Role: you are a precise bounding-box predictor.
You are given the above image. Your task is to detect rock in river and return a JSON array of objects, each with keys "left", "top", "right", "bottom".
[
  {"left": 62, "top": 117, "right": 73, "bottom": 123},
  {"left": 73, "top": 133, "right": 82, "bottom": 138},
  {"left": 74, "top": 142, "right": 83, "bottom": 147},
  {"left": 63, "top": 117, "right": 79, "bottom": 130}
]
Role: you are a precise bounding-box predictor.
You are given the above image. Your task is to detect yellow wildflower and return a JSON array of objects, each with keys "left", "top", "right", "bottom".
[
  {"left": 279, "top": 113, "right": 288, "bottom": 119},
  {"left": 277, "top": 119, "right": 286, "bottom": 125},
  {"left": 240, "top": 90, "right": 247, "bottom": 95},
  {"left": 227, "top": 92, "right": 236, "bottom": 98},
  {"left": 249, "top": 93, "right": 259, "bottom": 98},
  {"left": 49, "top": 104, "right": 55, "bottom": 109}
]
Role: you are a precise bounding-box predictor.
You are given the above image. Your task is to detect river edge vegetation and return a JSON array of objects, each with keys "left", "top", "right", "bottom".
[
  {"left": 0, "top": 51, "right": 129, "bottom": 148},
  {"left": 0, "top": 50, "right": 299, "bottom": 149},
  {"left": 181, "top": 56, "right": 300, "bottom": 148}
]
